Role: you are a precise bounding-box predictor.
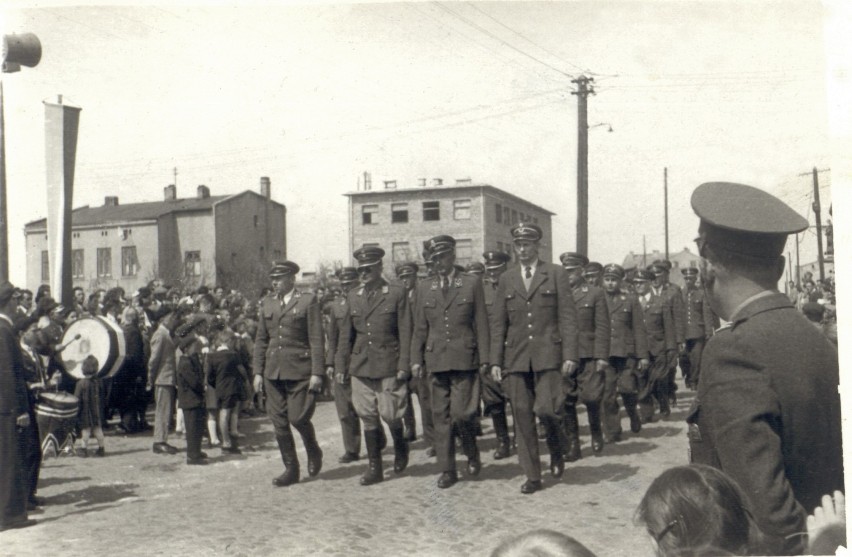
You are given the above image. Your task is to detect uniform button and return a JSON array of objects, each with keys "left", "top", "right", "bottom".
[
  {"left": 529, "top": 335, "right": 533, "bottom": 339},
  {"left": 367, "top": 332, "right": 371, "bottom": 336},
  {"left": 527, "top": 301, "right": 531, "bottom": 305},
  {"left": 528, "top": 324, "right": 532, "bottom": 328}
]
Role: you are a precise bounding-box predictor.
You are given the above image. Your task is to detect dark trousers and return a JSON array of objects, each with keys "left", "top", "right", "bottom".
[
  {"left": 265, "top": 377, "right": 316, "bottom": 435},
  {"left": 430, "top": 370, "right": 480, "bottom": 473},
  {"left": 638, "top": 354, "right": 671, "bottom": 420},
  {"left": 0, "top": 416, "right": 27, "bottom": 526},
  {"left": 679, "top": 337, "right": 705, "bottom": 387},
  {"left": 602, "top": 357, "right": 640, "bottom": 438},
  {"left": 410, "top": 375, "right": 434, "bottom": 447},
  {"left": 19, "top": 408, "right": 41, "bottom": 501},
  {"left": 503, "top": 369, "right": 565, "bottom": 482},
  {"left": 481, "top": 367, "right": 508, "bottom": 416},
  {"left": 183, "top": 407, "right": 206, "bottom": 459},
  {"left": 333, "top": 377, "right": 361, "bottom": 456}
]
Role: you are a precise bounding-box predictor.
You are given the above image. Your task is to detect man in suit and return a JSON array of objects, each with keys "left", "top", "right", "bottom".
[
  {"left": 0, "top": 283, "right": 36, "bottom": 532},
  {"left": 480, "top": 250, "right": 512, "bottom": 460},
  {"left": 600, "top": 264, "right": 648, "bottom": 441},
  {"left": 336, "top": 247, "right": 411, "bottom": 486},
  {"left": 253, "top": 261, "right": 325, "bottom": 487},
  {"left": 325, "top": 267, "right": 362, "bottom": 464},
  {"left": 678, "top": 267, "right": 715, "bottom": 389},
  {"left": 648, "top": 260, "right": 685, "bottom": 405},
  {"left": 687, "top": 182, "right": 843, "bottom": 555},
  {"left": 559, "top": 253, "right": 610, "bottom": 460},
  {"left": 147, "top": 306, "right": 180, "bottom": 455},
  {"left": 490, "top": 223, "right": 579, "bottom": 494},
  {"left": 411, "top": 236, "right": 489, "bottom": 489},
  {"left": 633, "top": 270, "right": 676, "bottom": 422}
]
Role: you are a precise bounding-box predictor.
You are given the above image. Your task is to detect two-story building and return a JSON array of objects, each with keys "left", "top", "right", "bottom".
[
  {"left": 344, "top": 178, "right": 555, "bottom": 269},
  {"left": 24, "top": 178, "right": 286, "bottom": 293}
]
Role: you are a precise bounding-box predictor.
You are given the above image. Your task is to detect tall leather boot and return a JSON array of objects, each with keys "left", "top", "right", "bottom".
[
  {"left": 563, "top": 406, "right": 582, "bottom": 462},
  {"left": 491, "top": 410, "right": 511, "bottom": 460},
  {"left": 458, "top": 419, "right": 481, "bottom": 477},
  {"left": 295, "top": 422, "right": 323, "bottom": 477},
  {"left": 273, "top": 433, "right": 300, "bottom": 487},
  {"left": 623, "top": 394, "right": 641, "bottom": 433},
  {"left": 377, "top": 425, "right": 387, "bottom": 452},
  {"left": 360, "top": 428, "right": 384, "bottom": 486},
  {"left": 586, "top": 402, "right": 604, "bottom": 455},
  {"left": 389, "top": 423, "right": 409, "bottom": 474}
]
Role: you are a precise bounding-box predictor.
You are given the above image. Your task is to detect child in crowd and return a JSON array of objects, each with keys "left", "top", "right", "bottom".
[
  {"left": 205, "top": 329, "right": 245, "bottom": 454},
  {"left": 74, "top": 355, "right": 106, "bottom": 457},
  {"left": 175, "top": 325, "right": 208, "bottom": 465}
]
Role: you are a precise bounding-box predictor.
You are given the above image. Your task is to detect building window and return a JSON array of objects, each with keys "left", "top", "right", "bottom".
[
  {"left": 495, "top": 204, "right": 502, "bottom": 223},
  {"left": 72, "top": 249, "right": 84, "bottom": 279},
  {"left": 511, "top": 209, "right": 518, "bottom": 225},
  {"left": 423, "top": 201, "right": 440, "bottom": 221},
  {"left": 185, "top": 251, "right": 201, "bottom": 277},
  {"left": 391, "top": 203, "right": 409, "bottom": 224},
  {"left": 41, "top": 250, "right": 49, "bottom": 282},
  {"left": 392, "top": 242, "right": 411, "bottom": 263},
  {"left": 121, "top": 246, "right": 139, "bottom": 277},
  {"left": 455, "top": 239, "right": 472, "bottom": 267},
  {"left": 453, "top": 199, "right": 471, "bottom": 220},
  {"left": 362, "top": 204, "right": 378, "bottom": 225},
  {"left": 503, "top": 206, "right": 510, "bottom": 224},
  {"left": 97, "top": 248, "right": 112, "bottom": 278}
]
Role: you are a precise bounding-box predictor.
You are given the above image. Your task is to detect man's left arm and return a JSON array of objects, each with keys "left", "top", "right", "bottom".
[
  {"left": 670, "top": 288, "right": 686, "bottom": 344},
  {"left": 471, "top": 279, "right": 490, "bottom": 368},
  {"left": 555, "top": 266, "right": 579, "bottom": 364},
  {"left": 396, "top": 289, "right": 411, "bottom": 374},
  {"left": 306, "top": 296, "right": 325, "bottom": 377},
  {"left": 593, "top": 290, "right": 610, "bottom": 361}
]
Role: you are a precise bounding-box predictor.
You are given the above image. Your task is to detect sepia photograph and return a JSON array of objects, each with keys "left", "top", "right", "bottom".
[{"left": 0, "top": 1, "right": 849, "bottom": 555}]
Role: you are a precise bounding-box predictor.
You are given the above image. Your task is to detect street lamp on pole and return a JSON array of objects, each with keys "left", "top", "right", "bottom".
[{"left": 1, "top": 32, "right": 42, "bottom": 282}]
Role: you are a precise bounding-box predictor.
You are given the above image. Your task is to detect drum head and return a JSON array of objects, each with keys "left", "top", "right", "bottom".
[{"left": 60, "top": 317, "right": 126, "bottom": 379}]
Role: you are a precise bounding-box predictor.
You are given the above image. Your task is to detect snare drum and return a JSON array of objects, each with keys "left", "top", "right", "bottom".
[
  {"left": 35, "top": 391, "right": 79, "bottom": 458},
  {"left": 61, "top": 317, "right": 126, "bottom": 379}
]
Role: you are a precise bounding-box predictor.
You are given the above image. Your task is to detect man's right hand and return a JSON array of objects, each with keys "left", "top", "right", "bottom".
[
  {"left": 411, "top": 364, "right": 422, "bottom": 379},
  {"left": 252, "top": 375, "right": 263, "bottom": 394},
  {"left": 325, "top": 366, "right": 335, "bottom": 379},
  {"left": 491, "top": 365, "right": 502, "bottom": 383}
]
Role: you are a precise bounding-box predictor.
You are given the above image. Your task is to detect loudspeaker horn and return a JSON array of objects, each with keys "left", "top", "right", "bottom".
[{"left": 3, "top": 33, "right": 42, "bottom": 72}]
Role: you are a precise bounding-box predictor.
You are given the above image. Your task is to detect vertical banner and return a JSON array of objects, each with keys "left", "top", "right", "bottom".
[{"left": 44, "top": 96, "right": 80, "bottom": 309}]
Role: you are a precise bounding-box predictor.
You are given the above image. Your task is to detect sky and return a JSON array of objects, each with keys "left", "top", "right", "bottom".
[{"left": 1, "top": 1, "right": 847, "bottom": 287}]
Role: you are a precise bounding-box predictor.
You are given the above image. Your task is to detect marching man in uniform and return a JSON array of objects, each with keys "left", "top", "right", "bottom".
[
  {"left": 253, "top": 261, "right": 325, "bottom": 487},
  {"left": 678, "top": 267, "right": 715, "bottom": 390},
  {"left": 335, "top": 246, "right": 411, "bottom": 486},
  {"left": 411, "top": 236, "right": 489, "bottom": 489},
  {"left": 490, "top": 223, "right": 579, "bottom": 494}
]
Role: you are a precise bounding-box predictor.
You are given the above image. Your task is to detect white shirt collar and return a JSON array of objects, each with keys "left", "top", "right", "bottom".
[{"left": 520, "top": 259, "right": 539, "bottom": 277}]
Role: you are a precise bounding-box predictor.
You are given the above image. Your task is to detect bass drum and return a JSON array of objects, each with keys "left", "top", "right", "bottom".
[{"left": 60, "top": 317, "right": 126, "bottom": 379}]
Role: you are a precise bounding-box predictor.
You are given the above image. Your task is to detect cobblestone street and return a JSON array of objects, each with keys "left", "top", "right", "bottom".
[{"left": 1, "top": 383, "right": 692, "bottom": 557}]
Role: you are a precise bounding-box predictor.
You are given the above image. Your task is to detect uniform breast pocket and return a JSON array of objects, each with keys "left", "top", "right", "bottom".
[
  {"left": 615, "top": 309, "right": 631, "bottom": 323},
  {"left": 540, "top": 290, "right": 557, "bottom": 306}
]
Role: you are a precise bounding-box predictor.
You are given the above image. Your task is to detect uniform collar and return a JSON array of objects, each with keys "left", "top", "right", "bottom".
[{"left": 729, "top": 290, "right": 782, "bottom": 324}]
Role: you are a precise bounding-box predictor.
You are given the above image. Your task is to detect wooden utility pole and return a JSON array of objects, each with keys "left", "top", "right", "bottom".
[
  {"left": 572, "top": 75, "right": 594, "bottom": 255},
  {"left": 664, "top": 167, "right": 669, "bottom": 261},
  {"left": 811, "top": 167, "right": 825, "bottom": 283},
  {"left": 642, "top": 235, "right": 647, "bottom": 268}
]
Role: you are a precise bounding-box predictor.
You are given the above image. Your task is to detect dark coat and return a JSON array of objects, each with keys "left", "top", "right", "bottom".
[
  {"left": 688, "top": 292, "right": 843, "bottom": 555},
  {"left": 604, "top": 290, "right": 648, "bottom": 359},
  {"left": 205, "top": 349, "right": 245, "bottom": 402},
  {"left": 410, "top": 272, "right": 489, "bottom": 373},
  {"left": 0, "top": 316, "right": 29, "bottom": 417},
  {"left": 656, "top": 283, "right": 685, "bottom": 344},
  {"left": 74, "top": 376, "right": 105, "bottom": 429},
  {"left": 572, "top": 283, "right": 610, "bottom": 360},
  {"left": 335, "top": 279, "right": 411, "bottom": 379},
  {"left": 639, "top": 292, "right": 675, "bottom": 357},
  {"left": 489, "top": 262, "right": 579, "bottom": 372},
  {"left": 682, "top": 285, "right": 716, "bottom": 340},
  {"left": 253, "top": 289, "right": 324, "bottom": 380},
  {"left": 176, "top": 353, "right": 205, "bottom": 410},
  {"left": 325, "top": 296, "right": 349, "bottom": 369}
]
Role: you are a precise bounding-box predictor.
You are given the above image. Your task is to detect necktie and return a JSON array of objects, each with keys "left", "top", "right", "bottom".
[
  {"left": 441, "top": 277, "right": 449, "bottom": 296},
  {"left": 525, "top": 266, "right": 532, "bottom": 279},
  {"left": 367, "top": 288, "right": 375, "bottom": 301}
]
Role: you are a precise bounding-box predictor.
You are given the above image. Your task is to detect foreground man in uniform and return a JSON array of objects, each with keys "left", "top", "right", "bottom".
[
  {"left": 253, "top": 261, "right": 325, "bottom": 487},
  {"left": 411, "top": 236, "right": 489, "bottom": 489},
  {"left": 336, "top": 247, "right": 411, "bottom": 486},
  {"left": 687, "top": 182, "right": 843, "bottom": 555},
  {"left": 490, "top": 224, "right": 579, "bottom": 494}
]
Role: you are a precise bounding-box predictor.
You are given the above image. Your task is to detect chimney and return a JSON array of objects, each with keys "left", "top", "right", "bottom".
[
  {"left": 104, "top": 196, "right": 119, "bottom": 207},
  {"left": 455, "top": 178, "right": 472, "bottom": 186},
  {"left": 417, "top": 178, "right": 427, "bottom": 187},
  {"left": 364, "top": 171, "right": 372, "bottom": 191},
  {"left": 164, "top": 184, "right": 176, "bottom": 201},
  {"left": 260, "top": 176, "right": 271, "bottom": 199},
  {"left": 197, "top": 185, "right": 210, "bottom": 199},
  {"left": 432, "top": 178, "right": 443, "bottom": 187}
]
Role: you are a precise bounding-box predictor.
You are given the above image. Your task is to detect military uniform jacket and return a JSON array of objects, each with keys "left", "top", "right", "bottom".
[
  {"left": 253, "top": 289, "right": 324, "bottom": 380},
  {"left": 0, "top": 315, "right": 29, "bottom": 417},
  {"left": 682, "top": 286, "right": 715, "bottom": 340},
  {"left": 572, "top": 283, "right": 610, "bottom": 360},
  {"left": 335, "top": 279, "right": 411, "bottom": 379},
  {"left": 688, "top": 292, "right": 843, "bottom": 555},
  {"left": 605, "top": 291, "right": 648, "bottom": 359},
  {"left": 411, "top": 272, "right": 489, "bottom": 372},
  {"left": 638, "top": 292, "right": 675, "bottom": 357},
  {"left": 483, "top": 277, "right": 500, "bottom": 323},
  {"left": 489, "top": 262, "right": 579, "bottom": 372},
  {"left": 325, "top": 297, "right": 349, "bottom": 369},
  {"left": 656, "top": 283, "right": 685, "bottom": 344}
]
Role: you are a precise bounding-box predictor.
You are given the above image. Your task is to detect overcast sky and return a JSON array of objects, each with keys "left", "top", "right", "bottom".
[{"left": 1, "top": 1, "right": 845, "bottom": 287}]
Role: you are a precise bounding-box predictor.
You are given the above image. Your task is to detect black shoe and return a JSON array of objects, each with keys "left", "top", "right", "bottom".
[
  {"left": 0, "top": 518, "right": 37, "bottom": 532},
  {"left": 153, "top": 443, "right": 179, "bottom": 455},
  {"left": 307, "top": 448, "right": 323, "bottom": 477},
  {"left": 659, "top": 403, "right": 671, "bottom": 418},
  {"left": 78, "top": 449, "right": 89, "bottom": 458},
  {"left": 338, "top": 452, "right": 360, "bottom": 464},
  {"left": 520, "top": 480, "right": 542, "bottom": 494},
  {"left": 606, "top": 432, "right": 622, "bottom": 444},
  {"left": 198, "top": 451, "right": 209, "bottom": 459},
  {"left": 639, "top": 415, "right": 654, "bottom": 424},
  {"left": 221, "top": 445, "right": 242, "bottom": 455},
  {"left": 467, "top": 455, "right": 481, "bottom": 477},
  {"left": 272, "top": 469, "right": 300, "bottom": 487},
  {"left": 493, "top": 440, "right": 511, "bottom": 460},
  {"left": 437, "top": 471, "right": 458, "bottom": 489},
  {"left": 591, "top": 434, "right": 604, "bottom": 455},
  {"left": 564, "top": 439, "right": 581, "bottom": 462},
  {"left": 550, "top": 454, "right": 564, "bottom": 479},
  {"left": 425, "top": 446, "right": 436, "bottom": 458},
  {"left": 28, "top": 496, "right": 45, "bottom": 508},
  {"left": 187, "top": 457, "right": 208, "bottom": 465},
  {"left": 94, "top": 447, "right": 105, "bottom": 457}
]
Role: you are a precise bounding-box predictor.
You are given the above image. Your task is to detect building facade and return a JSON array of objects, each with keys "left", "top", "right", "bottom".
[
  {"left": 344, "top": 180, "right": 555, "bottom": 269},
  {"left": 621, "top": 247, "right": 701, "bottom": 288},
  {"left": 24, "top": 179, "right": 286, "bottom": 293}
]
